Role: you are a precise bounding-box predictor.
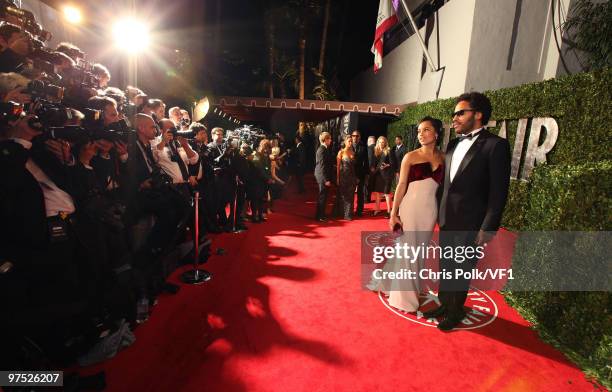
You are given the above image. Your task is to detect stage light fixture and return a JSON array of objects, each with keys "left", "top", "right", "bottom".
[
  {"left": 112, "top": 18, "right": 150, "bottom": 53},
  {"left": 63, "top": 6, "right": 82, "bottom": 24}
]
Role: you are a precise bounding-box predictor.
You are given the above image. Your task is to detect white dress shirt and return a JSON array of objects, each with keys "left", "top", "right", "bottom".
[
  {"left": 11, "top": 138, "right": 76, "bottom": 217},
  {"left": 449, "top": 127, "right": 483, "bottom": 182},
  {"left": 151, "top": 137, "right": 199, "bottom": 184}
]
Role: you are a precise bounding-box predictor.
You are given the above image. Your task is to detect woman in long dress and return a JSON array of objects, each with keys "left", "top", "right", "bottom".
[
  {"left": 371, "top": 136, "right": 393, "bottom": 217},
  {"left": 370, "top": 117, "right": 444, "bottom": 312},
  {"left": 335, "top": 135, "right": 357, "bottom": 220}
]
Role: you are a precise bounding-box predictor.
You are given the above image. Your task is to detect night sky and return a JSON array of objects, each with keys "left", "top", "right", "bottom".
[{"left": 38, "top": 0, "right": 380, "bottom": 103}]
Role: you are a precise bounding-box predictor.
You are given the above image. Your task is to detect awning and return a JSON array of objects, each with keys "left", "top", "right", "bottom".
[{"left": 209, "top": 96, "right": 410, "bottom": 123}]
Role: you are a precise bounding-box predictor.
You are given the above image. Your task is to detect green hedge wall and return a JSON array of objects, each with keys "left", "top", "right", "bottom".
[
  {"left": 388, "top": 69, "right": 611, "bottom": 388},
  {"left": 506, "top": 161, "right": 611, "bottom": 387},
  {"left": 388, "top": 68, "right": 612, "bottom": 165}
]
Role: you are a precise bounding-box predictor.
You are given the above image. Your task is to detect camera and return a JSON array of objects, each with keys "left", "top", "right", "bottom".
[
  {"left": 0, "top": 101, "right": 24, "bottom": 123},
  {"left": 150, "top": 167, "right": 173, "bottom": 189},
  {"left": 32, "top": 100, "right": 72, "bottom": 127},
  {"left": 179, "top": 117, "right": 190, "bottom": 129},
  {"left": 91, "top": 119, "right": 133, "bottom": 143},
  {"left": 0, "top": 1, "right": 52, "bottom": 42},
  {"left": 25, "top": 80, "right": 64, "bottom": 101}
]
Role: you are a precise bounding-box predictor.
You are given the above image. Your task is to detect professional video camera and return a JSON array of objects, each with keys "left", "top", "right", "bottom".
[
  {"left": 227, "top": 125, "right": 267, "bottom": 150},
  {"left": 24, "top": 79, "right": 64, "bottom": 101},
  {"left": 0, "top": 0, "right": 52, "bottom": 42},
  {"left": 42, "top": 120, "right": 133, "bottom": 144},
  {"left": 28, "top": 99, "right": 133, "bottom": 143}
]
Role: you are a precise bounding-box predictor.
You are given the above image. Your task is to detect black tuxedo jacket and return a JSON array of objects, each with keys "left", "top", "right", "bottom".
[
  {"left": 390, "top": 144, "right": 407, "bottom": 173},
  {"left": 353, "top": 143, "right": 369, "bottom": 179},
  {"left": 437, "top": 130, "right": 511, "bottom": 232},
  {"left": 124, "top": 138, "right": 155, "bottom": 199},
  {"left": 367, "top": 144, "right": 376, "bottom": 170},
  {"left": 0, "top": 140, "right": 76, "bottom": 263},
  {"left": 314, "top": 144, "right": 333, "bottom": 184}
]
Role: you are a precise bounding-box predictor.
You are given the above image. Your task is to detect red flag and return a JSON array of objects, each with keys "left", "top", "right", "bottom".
[{"left": 371, "top": 0, "right": 398, "bottom": 73}]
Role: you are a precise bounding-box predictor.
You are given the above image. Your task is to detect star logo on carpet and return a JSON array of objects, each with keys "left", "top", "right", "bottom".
[{"left": 378, "top": 288, "right": 498, "bottom": 330}]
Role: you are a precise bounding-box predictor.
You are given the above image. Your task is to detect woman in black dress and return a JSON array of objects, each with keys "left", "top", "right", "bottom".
[{"left": 372, "top": 136, "right": 393, "bottom": 217}]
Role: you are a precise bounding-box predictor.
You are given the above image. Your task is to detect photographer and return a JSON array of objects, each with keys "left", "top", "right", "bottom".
[
  {"left": 251, "top": 138, "right": 273, "bottom": 222},
  {"left": 0, "top": 71, "right": 30, "bottom": 104},
  {"left": 143, "top": 98, "right": 165, "bottom": 122},
  {"left": 189, "top": 122, "right": 222, "bottom": 233},
  {"left": 85, "top": 96, "right": 130, "bottom": 198},
  {"left": 153, "top": 118, "right": 199, "bottom": 193},
  {"left": 168, "top": 106, "right": 188, "bottom": 130},
  {"left": 0, "top": 110, "right": 89, "bottom": 356},
  {"left": 208, "top": 127, "right": 236, "bottom": 230},
  {"left": 0, "top": 22, "right": 31, "bottom": 72},
  {"left": 56, "top": 41, "right": 84, "bottom": 62},
  {"left": 92, "top": 63, "right": 111, "bottom": 91}
]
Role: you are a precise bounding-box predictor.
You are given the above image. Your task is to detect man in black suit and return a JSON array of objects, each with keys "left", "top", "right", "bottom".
[
  {"left": 390, "top": 135, "right": 407, "bottom": 177},
  {"left": 351, "top": 130, "right": 368, "bottom": 216},
  {"left": 124, "top": 114, "right": 187, "bottom": 260},
  {"left": 0, "top": 113, "right": 81, "bottom": 312},
  {"left": 426, "top": 92, "right": 511, "bottom": 331},
  {"left": 314, "top": 131, "right": 333, "bottom": 221}
]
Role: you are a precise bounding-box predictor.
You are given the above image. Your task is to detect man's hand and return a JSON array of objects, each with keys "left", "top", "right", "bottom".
[
  {"left": 324, "top": 180, "right": 331, "bottom": 187},
  {"left": 177, "top": 136, "right": 189, "bottom": 147},
  {"left": 114, "top": 141, "right": 128, "bottom": 157},
  {"left": 188, "top": 176, "right": 198, "bottom": 187},
  {"left": 44, "top": 139, "right": 72, "bottom": 163},
  {"left": 95, "top": 139, "right": 113, "bottom": 155},
  {"left": 139, "top": 178, "right": 152, "bottom": 190},
  {"left": 475, "top": 230, "right": 495, "bottom": 246},
  {"left": 162, "top": 129, "right": 173, "bottom": 143}
]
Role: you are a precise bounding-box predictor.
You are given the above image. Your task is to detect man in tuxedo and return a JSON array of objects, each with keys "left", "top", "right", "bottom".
[
  {"left": 314, "top": 131, "right": 333, "bottom": 222},
  {"left": 351, "top": 130, "right": 368, "bottom": 216},
  {"left": 426, "top": 92, "right": 511, "bottom": 331},
  {"left": 390, "top": 135, "right": 407, "bottom": 178},
  {"left": 0, "top": 113, "right": 81, "bottom": 311}
]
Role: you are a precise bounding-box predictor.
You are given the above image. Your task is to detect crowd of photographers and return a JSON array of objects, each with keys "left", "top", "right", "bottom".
[{"left": 0, "top": 10, "right": 294, "bottom": 370}]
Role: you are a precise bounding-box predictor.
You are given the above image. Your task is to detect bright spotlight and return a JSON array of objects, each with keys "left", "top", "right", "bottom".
[
  {"left": 63, "top": 6, "right": 82, "bottom": 24},
  {"left": 112, "top": 18, "right": 150, "bottom": 53}
]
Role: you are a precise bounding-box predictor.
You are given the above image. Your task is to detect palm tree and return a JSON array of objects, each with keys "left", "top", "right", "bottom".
[{"left": 318, "top": 0, "right": 331, "bottom": 74}]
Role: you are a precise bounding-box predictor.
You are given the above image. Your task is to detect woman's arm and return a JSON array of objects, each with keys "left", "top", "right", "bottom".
[
  {"left": 271, "top": 159, "right": 285, "bottom": 185},
  {"left": 389, "top": 153, "right": 412, "bottom": 230}
]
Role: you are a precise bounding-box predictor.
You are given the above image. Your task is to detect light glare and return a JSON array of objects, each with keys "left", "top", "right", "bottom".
[
  {"left": 112, "top": 18, "right": 150, "bottom": 53},
  {"left": 63, "top": 6, "right": 82, "bottom": 24}
]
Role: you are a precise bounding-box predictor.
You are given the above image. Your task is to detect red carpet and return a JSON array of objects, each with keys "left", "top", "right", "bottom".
[{"left": 81, "top": 176, "right": 601, "bottom": 391}]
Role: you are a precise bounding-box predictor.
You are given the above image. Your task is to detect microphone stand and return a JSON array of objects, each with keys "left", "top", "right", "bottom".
[{"left": 180, "top": 190, "right": 212, "bottom": 284}]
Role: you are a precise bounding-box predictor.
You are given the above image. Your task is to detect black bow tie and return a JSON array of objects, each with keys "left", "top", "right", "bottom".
[{"left": 457, "top": 131, "right": 480, "bottom": 142}]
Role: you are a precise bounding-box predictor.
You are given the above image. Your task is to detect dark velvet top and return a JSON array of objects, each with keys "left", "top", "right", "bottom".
[{"left": 406, "top": 161, "right": 444, "bottom": 187}]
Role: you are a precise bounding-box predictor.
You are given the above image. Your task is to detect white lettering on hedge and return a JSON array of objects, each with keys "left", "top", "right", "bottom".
[{"left": 441, "top": 117, "right": 559, "bottom": 180}]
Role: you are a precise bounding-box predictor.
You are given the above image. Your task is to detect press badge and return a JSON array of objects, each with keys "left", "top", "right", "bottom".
[{"left": 48, "top": 218, "right": 69, "bottom": 243}]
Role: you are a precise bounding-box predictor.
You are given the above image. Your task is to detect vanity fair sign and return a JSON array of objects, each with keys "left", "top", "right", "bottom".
[{"left": 439, "top": 117, "right": 559, "bottom": 180}]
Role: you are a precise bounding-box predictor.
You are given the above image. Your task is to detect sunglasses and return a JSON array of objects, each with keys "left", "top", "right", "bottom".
[{"left": 452, "top": 109, "right": 476, "bottom": 118}]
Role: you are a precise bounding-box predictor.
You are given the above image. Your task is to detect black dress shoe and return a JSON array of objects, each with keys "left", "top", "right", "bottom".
[
  {"left": 316, "top": 217, "right": 328, "bottom": 222},
  {"left": 422, "top": 305, "right": 446, "bottom": 319},
  {"left": 437, "top": 313, "right": 466, "bottom": 331}
]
